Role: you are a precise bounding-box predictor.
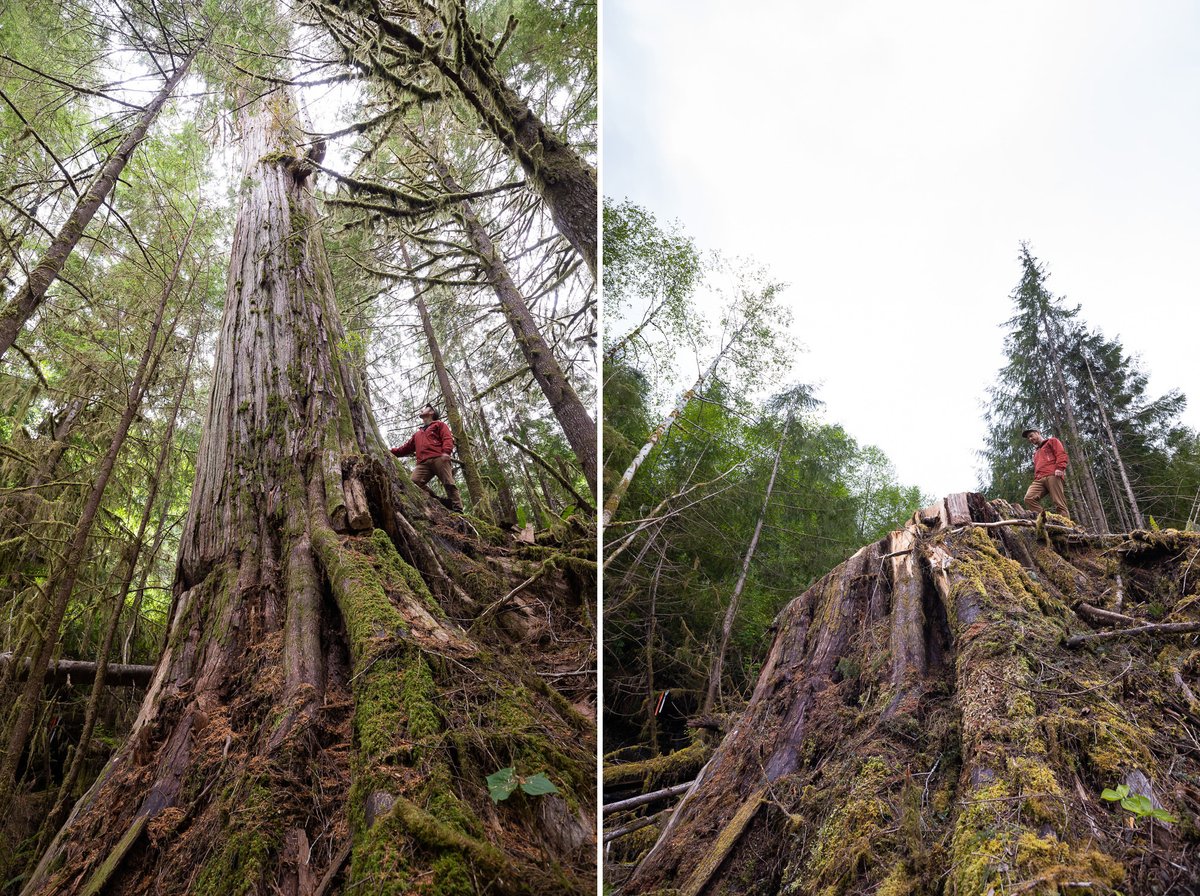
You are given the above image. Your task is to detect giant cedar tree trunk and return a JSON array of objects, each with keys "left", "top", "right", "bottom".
[
  {"left": 21, "top": 89, "right": 594, "bottom": 896},
  {"left": 617, "top": 494, "right": 1200, "bottom": 896}
]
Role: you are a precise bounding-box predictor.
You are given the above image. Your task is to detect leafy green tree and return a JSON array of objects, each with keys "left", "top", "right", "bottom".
[{"left": 603, "top": 199, "right": 702, "bottom": 384}]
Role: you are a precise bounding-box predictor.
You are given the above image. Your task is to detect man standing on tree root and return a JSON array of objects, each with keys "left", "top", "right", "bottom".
[
  {"left": 391, "top": 404, "right": 464, "bottom": 512},
  {"left": 1022, "top": 427, "right": 1070, "bottom": 518}
]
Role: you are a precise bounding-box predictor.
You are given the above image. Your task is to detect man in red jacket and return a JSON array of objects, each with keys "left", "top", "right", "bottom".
[
  {"left": 391, "top": 404, "right": 463, "bottom": 512},
  {"left": 1022, "top": 427, "right": 1070, "bottom": 518}
]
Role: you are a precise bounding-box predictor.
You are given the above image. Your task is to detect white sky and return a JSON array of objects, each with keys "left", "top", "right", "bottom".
[{"left": 601, "top": 0, "right": 1200, "bottom": 502}]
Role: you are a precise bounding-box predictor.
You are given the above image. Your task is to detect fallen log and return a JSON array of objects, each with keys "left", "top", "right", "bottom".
[
  {"left": 1064, "top": 621, "right": 1200, "bottom": 649},
  {"left": 0, "top": 653, "right": 154, "bottom": 687},
  {"left": 603, "top": 780, "right": 694, "bottom": 816},
  {"left": 604, "top": 808, "right": 672, "bottom": 844}
]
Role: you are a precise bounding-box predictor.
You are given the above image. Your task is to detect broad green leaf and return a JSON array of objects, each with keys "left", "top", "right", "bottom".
[
  {"left": 1120, "top": 794, "right": 1153, "bottom": 816},
  {"left": 1100, "top": 787, "right": 1125, "bottom": 801},
  {"left": 487, "top": 767, "right": 518, "bottom": 803},
  {"left": 519, "top": 773, "right": 560, "bottom": 797}
]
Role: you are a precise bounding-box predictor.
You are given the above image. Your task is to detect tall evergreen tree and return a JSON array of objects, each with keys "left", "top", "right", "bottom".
[{"left": 981, "top": 244, "right": 1195, "bottom": 530}]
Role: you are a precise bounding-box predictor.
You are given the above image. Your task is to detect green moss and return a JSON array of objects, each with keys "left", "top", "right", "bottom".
[
  {"left": 351, "top": 795, "right": 513, "bottom": 895},
  {"left": 802, "top": 756, "right": 893, "bottom": 891},
  {"left": 355, "top": 656, "right": 405, "bottom": 760},
  {"left": 402, "top": 654, "right": 440, "bottom": 746},
  {"left": 1007, "top": 756, "right": 1062, "bottom": 824},
  {"left": 311, "top": 525, "right": 406, "bottom": 666},
  {"left": 430, "top": 851, "right": 473, "bottom": 896},
  {"left": 876, "top": 863, "right": 916, "bottom": 896},
  {"left": 948, "top": 779, "right": 1011, "bottom": 894},
  {"left": 1012, "top": 832, "right": 1125, "bottom": 890},
  {"left": 463, "top": 566, "right": 505, "bottom": 604},
  {"left": 603, "top": 739, "right": 710, "bottom": 790},
  {"left": 192, "top": 781, "right": 280, "bottom": 896},
  {"left": 348, "top": 801, "right": 413, "bottom": 896}
]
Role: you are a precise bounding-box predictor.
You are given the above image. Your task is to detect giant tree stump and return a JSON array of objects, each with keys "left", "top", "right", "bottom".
[{"left": 623, "top": 494, "right": 1200, "bottom": 895}]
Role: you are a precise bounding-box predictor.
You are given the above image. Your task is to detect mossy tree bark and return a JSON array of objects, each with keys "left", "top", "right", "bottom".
[
  {"left": 619, "top": 494, "right": 1200, "bottom": 896},
  {"left": 20, "top": 88, "right": 595, "bottom": 896},
  {"left": 314, "top": 0, "right": 596, "bottom": 276}
]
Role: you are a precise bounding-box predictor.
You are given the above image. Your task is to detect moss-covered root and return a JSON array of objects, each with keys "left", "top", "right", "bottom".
[{"left": 310, "top": 517, "right": 594, "bottom": 895}]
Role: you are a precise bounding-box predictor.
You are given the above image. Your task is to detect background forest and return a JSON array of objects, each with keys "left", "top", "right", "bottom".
[
  {"left": 0, "top": 0, "right": 597, "bottom": 892},
  {"left": 602, "top": 205, "right": 1200, "bottom": 892},
  {"left": 602, "top": 200, "right": 926, "bottom": 754}
]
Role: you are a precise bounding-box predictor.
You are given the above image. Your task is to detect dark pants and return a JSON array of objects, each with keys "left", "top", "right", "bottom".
[
  {"left": 412, "top": 455, "right": 463, "bottom": 511},
  {"left": 1025, "top": 474, "right": 1069, "bottom": 517}
]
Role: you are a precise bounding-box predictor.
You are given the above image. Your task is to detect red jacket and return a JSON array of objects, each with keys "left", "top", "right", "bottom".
[
  {"left": 1032, "top": 436, "right": 1068, "bottom": 479},
  {"left": 391, "top": 420, "right": 454, "bottom": 462}
]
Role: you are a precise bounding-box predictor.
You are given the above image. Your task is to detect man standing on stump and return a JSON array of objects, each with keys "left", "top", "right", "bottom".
[
  {"left": 1022, "top": 427, "right": 1070, "bottom": 518},
  {"left": 391, "top": 404, "right": 464, "bottom": 512}
]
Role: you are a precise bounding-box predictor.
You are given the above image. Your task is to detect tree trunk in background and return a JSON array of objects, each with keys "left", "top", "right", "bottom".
[
  {"left": 409, "top": 276, "right": 486, "bottom": 509},
  {"left": 0, "top": 42, "right": 201, "bottom": 361},
  {"left": 0, "top": 392, "right": 95, "bottom": 614},
  {"left": 1083, "top": 356, "right": 1144, "bottom": 529},
  {"left": 0, "top": 212, "right": 189, "bottom": 804},
  {"left": 433, "top": 158, "right": 596, "bottom": 500},
  {"left": 644, "top": 553, "right": 664, "bottom": 757},
  {"left": 702, "top": 417, "right": 789, "bottom": 715},
  {"left": 619, "top": 494, "right": 1200, "bottom": 895},
  {"left": 21, "top": 87, "right": 594, "bottom": 896},
  {"left": 359, "top": 6, "right": 596, "bottom": 275},
  {"left": 41, "top": 299, "right": 204, "bottom": 844},
  {"left": 1038, "top": 306, "right": 1108, "bottom": 532},
  {"left": 520, "top": 458, "right": 548, "bottom": 522},
  {"left": 463, "top": 363, "right": 518, "bottom": 527}
]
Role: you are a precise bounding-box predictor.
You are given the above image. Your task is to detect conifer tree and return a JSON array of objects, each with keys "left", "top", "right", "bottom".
[{"left": 981, "top": 244, "right": 1195, "bottom": 530}]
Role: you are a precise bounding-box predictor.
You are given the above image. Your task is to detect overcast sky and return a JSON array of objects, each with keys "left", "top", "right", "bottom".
[{"left": 602, "top": 0, "right": 1200, "bottom": 502}]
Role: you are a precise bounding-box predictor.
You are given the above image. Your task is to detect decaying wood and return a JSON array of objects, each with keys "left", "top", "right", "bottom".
[
  {"left": 1074, "top": 601, "right": 1138, "bottom": 626},
  {"left": 1065, "top": 620, "right": 1200, "bottom": 649},
  {"left": 603, "top": 780, "right": 695, "bottom": 816},
  {"left": 342, "top": 473, "right": 372, "bottom": 531},
  {"left": 621, "top": 493, "right": 1200, "bottom": 895},
  {"left": 603, "top": 807, "right": 672, "bottom": 843}
]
